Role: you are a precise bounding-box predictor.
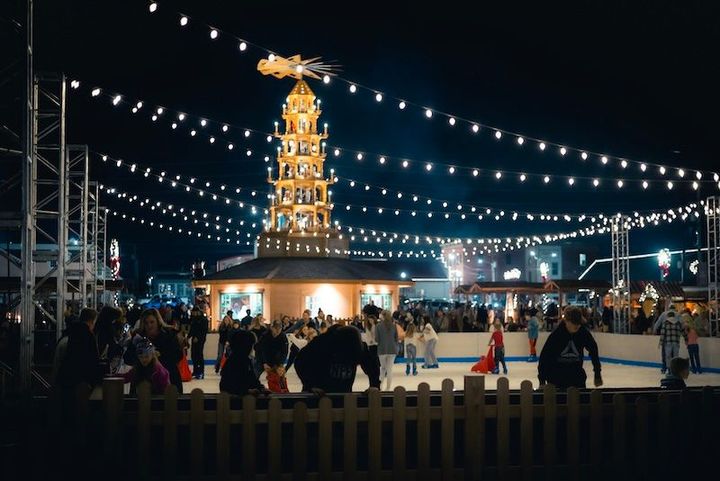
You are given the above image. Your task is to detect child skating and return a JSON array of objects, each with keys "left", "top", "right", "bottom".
[{"left": 489, "top": 321, "right": 507, "bottom": 375}]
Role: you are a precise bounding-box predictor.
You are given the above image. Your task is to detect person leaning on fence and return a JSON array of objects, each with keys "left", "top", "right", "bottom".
[
  {"left": 256, "top": 319, "right": 289, "bottom": 393},
  {"left": 126, "top": 308, "right": 184, "bottom": 393},
  {"left": 295, "top": 325, "right": 363, "bottom": 394},
  {"left": 538, "top": 306, "right": 603, "bottom": 389},
  {"left": 220, "top": 330, "right": 266, "bottom": 396},
  {"left": 121, "top": 335, "right": 170, "bottom": 395}
]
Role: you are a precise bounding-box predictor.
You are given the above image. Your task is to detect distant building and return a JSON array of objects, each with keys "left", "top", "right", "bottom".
[{"left": 149, "top": 271, "right": 193, "bottom": 301}]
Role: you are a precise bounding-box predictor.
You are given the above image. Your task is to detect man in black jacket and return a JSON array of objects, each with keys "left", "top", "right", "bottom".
[
  {"left": 538, "top": 306, "right": 603, "bottom": 389},
  {"left": 256, "top": 320, "right": 289, "bottom": 373},
  {"left": 295, "top": 325, "right": 363, "bottom": 393},
  {"left": 56, "top": 308, "right": 103, "bottom": 389},
  {"left": 188, "top": 306, "right": 208, "bottom": 379}
]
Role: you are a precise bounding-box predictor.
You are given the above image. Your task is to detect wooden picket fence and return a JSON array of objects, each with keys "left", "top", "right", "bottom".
[{"left": 25, "top": 376, "right": 720, "bottom": 480}]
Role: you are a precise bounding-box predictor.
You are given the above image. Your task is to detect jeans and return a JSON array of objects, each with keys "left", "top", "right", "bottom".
[
  {"left": 688, "top": 344, "right": 702, "bottom": 373},
  {"left": 660, "top": 343, "right": 666, "bottom": 371},
  {"left": 664, "top": 342, "right": 679, "bottom": 368},
  {"left": 379, "top": 354, "right": 396, "bottom": 390},
  {"left": 405, "top": 344, "right": 417, "bottom": 371},
  {"left": 424, "top": 339, "right": 438, "bottom": 367}
]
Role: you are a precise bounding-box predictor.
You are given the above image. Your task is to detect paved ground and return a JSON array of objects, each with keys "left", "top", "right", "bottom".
[{"left": 184, "top": 361, "right": 720, "bottom": 393}]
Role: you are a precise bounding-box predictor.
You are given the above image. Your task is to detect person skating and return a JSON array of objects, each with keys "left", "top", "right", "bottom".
[
  {"left": 526, "top": 309, "right": 540, "bottom": 361},
  {"left": 295, "top": 325, "right": 363, "bottom": 393},
  {"left": 538, "top": 306, "right": 603, "bottom": 389},
  {"left": 375, "top": 310, "right": 398, "bottom": 390},
  {"left": 419, "top": 322, "right": 439, "bottom": 368},
  {"left": 403, "top": 323, "right": 420, "bottom": 375},
  {"left": 489, "top": 321, "right": 508, "bottom": 375},
  {"left": 659, "top": 311, "right": 686, "bottom": 371},
  {"left": 215, "top": 311, "right": 233, "bottom": 374},
  {"left": 220, "top": 330, "right": 266, "bottom": 395}
]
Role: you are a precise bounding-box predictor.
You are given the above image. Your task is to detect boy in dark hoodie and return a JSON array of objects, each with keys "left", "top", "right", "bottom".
[
  {"left": 219, "top": 330, "right": 265, "bottom": 395},
  {"left": 538, "top": 306, "right": 603, "bottom": 389},
  {"left": 295, "top": 325, "right": 363, "bottom": 393},
  {"left": 660, "top": 357, "right": 689, "bottom": 389}
]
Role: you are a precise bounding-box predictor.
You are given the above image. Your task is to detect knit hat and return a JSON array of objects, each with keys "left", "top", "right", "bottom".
[{"left": 133, "top": 335, "right": 155, "bottom": 356}]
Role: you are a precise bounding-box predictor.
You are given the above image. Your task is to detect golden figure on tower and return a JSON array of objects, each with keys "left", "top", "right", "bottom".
[{"left": 257, "top": 55, "right": 349, "bottom": 258}]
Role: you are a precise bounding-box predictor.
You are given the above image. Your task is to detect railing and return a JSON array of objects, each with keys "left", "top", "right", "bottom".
[{"left": 24, "top": 376, "right": 719, "bottom": 480}]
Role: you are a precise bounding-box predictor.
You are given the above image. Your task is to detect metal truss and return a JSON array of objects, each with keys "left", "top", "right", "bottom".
[
  {"left": 611, "top": 217, "right": 630, "bottom": 334},
  {"left": 707, "top": 196, "right": 719, "bottom": 337}
]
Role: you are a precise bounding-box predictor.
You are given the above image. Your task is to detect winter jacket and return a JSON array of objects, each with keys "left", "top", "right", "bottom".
[
  {"left": 256, "top": 331, "right": 289, "bottom": 368},
  {"left": 56, "top": 323, "right": 103, "bottom": 388},
  {"left": 125, "top": 328, "right": 183, "bottom": 393},
  {"left": 375, "top": 321, "right": 398, "bottom": 355},
  {"left": 660, "top": 318, "right": 686, "bottom": 345},
  {"left": 295, "top": 326, "right": 363, "bottom": 393},
  {"left": 189, "top": 314, "right": 209, "bottom": 342},
  {"left": 538, "top": 322, "right": 601, "bottom": 389},
  {"left": 123, "top": 360, "right": 171, "bottom": 395},
  {"left": 220, "top": 330, "right": 263, "bottom": 395},
  {"left": 660, "top": 374, "right": 687, "bottom": 390}
]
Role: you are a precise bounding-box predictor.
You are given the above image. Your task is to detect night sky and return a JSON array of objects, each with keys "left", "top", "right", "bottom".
[{"left": 3, "top": 0, "right": 720, "bottom": 285}]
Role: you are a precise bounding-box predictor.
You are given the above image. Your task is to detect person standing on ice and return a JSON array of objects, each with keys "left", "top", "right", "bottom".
[{"left": 538, "top": 306, "right": 603, "bottom": 389}]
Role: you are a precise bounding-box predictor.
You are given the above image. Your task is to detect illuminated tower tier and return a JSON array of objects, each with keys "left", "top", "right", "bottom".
[{"left": 258, "top": 79, "right": 349, "bottom": 258}]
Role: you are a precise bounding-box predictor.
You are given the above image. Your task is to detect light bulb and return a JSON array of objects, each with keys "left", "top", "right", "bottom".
[
  {"left": 495, "top": 130, "right": 502, "bottom": 139},
  {"left": 149, "top": 2, "right": 158, "bottom": 13},
  {"left": 678, "top": 169, "right": 685, "bottom": 178},
  {"left": 156, "top": 107, "right": 163, "bottom": 115},
  {"left": 375, "top": 93, "right": 383, "bottom": 102},
  {"left": 178, "top": 113, "right": 185, "bottom": 121},
  {"left": 210, "top": 29, "right": 218, "bottom": 39},
  {"left": 659, "top": 166, "right": 666, "bottom": 175},
  {"left": 495, "top": 172, "right": 502, "bottom": 179},
  {"left": 91, "top": 88, "right": 101, "bottom": 97},
  {"left": 539, "top": 142, "right": 546, "bottom": 151},
  {"left": 472, "top": 169, "right": 479, "bottom": 177},
  {"left": 517, "top": 137, "right": 524, "bottom": 145},
  {"left": 544, "top": 176, "right": 550, "bottom": 183},
  {"left": 334, "top": 149, "right": 340, "bottom": 156},
  {"left": 227, "top": 143, "right": 234, "bottom": 150},
  {"left": 426, "top": 163, "right": 432, "bottom": 171},
  {"left": 448, "top": 117, "right": 456, "bottom": 126},
  {"left": 581, "top": 152, "right": 588, "bottom": 160},
  {"left": 640, "top": 163, "right": 647, "bottom": 171},
  {"left": 402, "top": 160, "right": 409, "bottom": 168},
  {"left": 112, "top": 95, "right": 121, "bottom": 105},
  {"left": 568, "top": 177, "right": 575, "bottom": 185},
  {"left": 222, "top": 124, "right": 228, "bottom": 132},
  {"left": 696, "top": 171, "right": 702, "bottom": 179},
  {"left": 425, "top": 109, "right": 433, "bottom": 118},
  {"left": 472, "top": 124, "right": 480, "bottom": 133},
  {"left": 399, "top": 101, "right": 406, "bottom": 109},
  {"left": 190, "top": 129, "right": 196, "bottom": 136},
  {"left": 667, "top": 181, "right": 673, "bottom": 190},
  {"left": 323, "top": 74, "right": 330, "bottom": 84},
  {"left": 379, "top": 156, "right": 386, "bottom": 164},
  {"left": 356, "top": 153, "right": 363, "bottom": 160},
  {"left": 601, "top": 156, "right": 608, "bottom": 164},
  {"left": 180, "top": 16, "right": 188, "bottom": 26},
  {"left": 349, "top": 84, "right": 357, "bottom": 93},
  {"left": 692, "top": 181, "right": 699, "bottom": 190},
  {"left": 560, "top": 147, "right": 567, "bottom": 156},
  {"left": 520, "top": 174, "right": 526, "bottom": 182},
  {"left": 200, "top": 119, "right": 207, "bottom": 127},
  {"left": 244, "top": 130, "right": 250, "bottom": 138},
  {"left": 295, "top": 65, "right": 303, "bottom": 73},
  {"left": 449, "top": 167, "right": 455, "bottom": 174},
  {"left": 593, "top": 179, "right": 599, "bottom": 187},
  {"left": 617, "top": 180, "right": 624, "bottom": 188}
]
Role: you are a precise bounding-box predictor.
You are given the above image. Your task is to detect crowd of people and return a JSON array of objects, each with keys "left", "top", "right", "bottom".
[{"left": 44, "top": 295, "right": 705, "bottom": 400}]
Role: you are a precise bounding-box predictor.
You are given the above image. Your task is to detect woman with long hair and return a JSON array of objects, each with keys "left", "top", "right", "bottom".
[
  {"left": 404, "top": 323, "right": 420, "bottom": 376},
  {"left": 126, "top": 308, "right": 183, "bottom": 393},
  {"left": 359, "top": 316, "right": 381, "bottom": 389},
  {"left": 375, "top": 310, "right": 398, "bottom": 390}
]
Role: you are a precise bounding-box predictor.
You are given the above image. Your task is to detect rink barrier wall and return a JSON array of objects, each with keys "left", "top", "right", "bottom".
[
  {"left": 198, "top": 331, "right": 720, "bottom": 371},
  {"left": 31, "top": 377, "right": 720, "bottom": 479}
]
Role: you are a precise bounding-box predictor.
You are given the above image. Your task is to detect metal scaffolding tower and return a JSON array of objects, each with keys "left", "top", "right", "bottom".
[
  {"left": 611, "top": 217, "right": 630, "bottom": 334},
  {"left": 707, "top": 196, "right": 719, "bottom": 337},
  {"left": 66, "top": 144, "right": 91, "bottom": 307}
]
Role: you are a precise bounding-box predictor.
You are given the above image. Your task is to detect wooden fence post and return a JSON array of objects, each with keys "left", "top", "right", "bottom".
[
  {"left": 520, "top": 380, "right": 533, "bottom": 481},
  {"left": 566, "top": 387, "right": 580, "bottom": 481},
  {"left": 368, "top": 387, "right": 382, "bottom": 480},
  {"left": 612, "top": 394, "right": 626, "bottom": 476},
  {"left": 293, "top": 402, "right": 308, "bottom": 481},
  {"left": 589, "top": 389, "right": 602, "bottom": 476},
  {"left": 318, "top": 397, "right": 333, "bottom": 481},
  {"left": 162, "top": 385, "right": 178, "bottom": 479},
  {"left": 417, "top": 383, "right": 431, "bottom": 480},
  {"left": 441, "top": 378, "right": 455, "bottom": 481},
  {"left": 102, "top": 378, "right": 124, "bottom": 468},
  {"left": 393, "top": 386, "right": 407, "bottom": 480},
  {"left": 657, "top": 393, "right": 670, "bottom": 478},
  {"left": 268, "top": 398, "right": 282, "bottom": 480},
  {"left": 464, "top": 375, "right": 485, "bottom": 481},
  {"left": 74, "top": 383, "right": 91, "bottom": 453},
  {"left": 242, "top": 394, "right": 257, "bottom": 480},
  {"left": 136, "top": 382, "right": 152, "bottom": 480},
  {"left": 496, "top": 377, "right": 510, "bottom": 479},
  {"left": 543, "top": 384, "right": 557, "bottom": 481},
  {"left": 215, "top": 392, "right": 230, "bottom": 481},
  {"left": 343, "top": 393, "right": 358, "bottom": 480},
  {"left": 190, "top": 389, "right": 204, "bottom": 481},
  {"left": 634, "top": 397, "right": 648, "bottom": 479}
]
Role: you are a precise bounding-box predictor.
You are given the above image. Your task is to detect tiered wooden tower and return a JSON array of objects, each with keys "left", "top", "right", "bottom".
[{"left": 258, "top": 78, "right": 349, "bottom": 258}]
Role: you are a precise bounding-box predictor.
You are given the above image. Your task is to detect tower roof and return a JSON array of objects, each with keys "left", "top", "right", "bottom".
[{"left": 289, "top": 79, "right": 315, "bottom": 97}]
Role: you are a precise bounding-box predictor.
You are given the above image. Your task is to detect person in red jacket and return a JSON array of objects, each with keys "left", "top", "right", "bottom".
[{"left": 488, "top": 321, "right": 507, "bottom": 375}]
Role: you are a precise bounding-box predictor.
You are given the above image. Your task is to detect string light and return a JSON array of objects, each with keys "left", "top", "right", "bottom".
[
  {"left": 425, "top": 109, "right": 433, "bottom": 118},
  {"left": 210, "top": 29, "right": 218, "bottom": 39},
  {"left": 349, "top": 84, "right": 357, "bottom": 94},
  {"left": 180, "top": 16, "right": 188, "bottom": 26}
]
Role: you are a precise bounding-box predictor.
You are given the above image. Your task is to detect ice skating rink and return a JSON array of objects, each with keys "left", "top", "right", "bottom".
[{"left": 186, "top": 360, "right": 720, "bottom": 394}]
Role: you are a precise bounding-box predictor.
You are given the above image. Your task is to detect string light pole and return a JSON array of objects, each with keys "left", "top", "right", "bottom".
[
  {"left": 707, "top": 196, "right": 719, "bottom": 336},
  {"left": 611, "top": 217, "right": 630, "bottom": 333}
]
